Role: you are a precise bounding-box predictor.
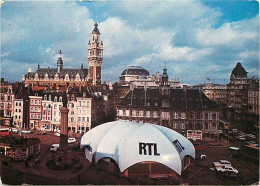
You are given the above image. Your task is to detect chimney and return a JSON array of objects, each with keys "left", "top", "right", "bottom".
[{"left": 183, "top": 85, "right": 187, "bottom": 93}]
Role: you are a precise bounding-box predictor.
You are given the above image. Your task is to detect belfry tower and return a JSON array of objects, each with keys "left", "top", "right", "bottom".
[
  {"left": 57, "top": 49, "right": 63, "bottom": 73},
  {"left": 88, "top": 23, "right": 103, "bottom": 86}
]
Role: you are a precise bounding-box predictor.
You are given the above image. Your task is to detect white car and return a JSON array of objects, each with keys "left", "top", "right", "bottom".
[
  {"left": 50, "top": 144, "right": 60, "bottom": 152},
  {"left": 213, "top": 160, "right": 232, "bottom": 167},
  {"left": 216, "top": 165, "right": 239, "bottom": 174},
  {"left": 54, "top": 132, "right": 60, "bottom": 137},
  {"left": 68, "top": 137, "right": 76, "bottom": 143},
  {"left": 21, "top": 130, "right": 32, "bottom": 134},
  {"left": 237, "top": 136, "right": 245, "bottom": 140},
  {"left": 11, "top": 128, "right": 19, "bottom": 133}
]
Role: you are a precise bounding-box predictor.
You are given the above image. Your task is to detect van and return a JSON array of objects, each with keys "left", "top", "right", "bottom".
[
  {"left": 68, "top": 137, "right": 76, "bottom": 143},
  {"left": 50, "top": 144, "right": 60, "bottom": 152}
]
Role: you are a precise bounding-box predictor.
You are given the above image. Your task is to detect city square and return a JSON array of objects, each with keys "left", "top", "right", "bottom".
[{"left": 0, "top": 0, "right": 259, "bottom": 185}]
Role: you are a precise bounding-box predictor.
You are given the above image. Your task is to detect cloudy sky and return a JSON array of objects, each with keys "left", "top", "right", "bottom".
[{"left": 1, "top": 0, "right": 259, "bottom": 85}]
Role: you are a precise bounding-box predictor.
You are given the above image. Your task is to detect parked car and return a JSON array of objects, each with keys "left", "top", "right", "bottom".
[
  {"left": 239, "top": 132, "right": 246, "bottom": 136},
  {"left": 237, "top": 136, "right": 246, "bottom": 140},
  {"left": 229, "top": 146, "right": 240, "bottom": 157},
  {"left": 215, "top": 165, "right": 238, "bottom": 174},
  {"left": 21, "top": 130, "right": 33, "bottom": 134},
  {"left": 50, "top": 144, "right": 60, "bottom": 152},
  {"left": 247, "top": 141, "right": 259, "bottom": 147},
  {"left": 213, "top": 160, "right": 232, "bottom": 167},
  {"left": 246, "top": 134, "right": 256, "bottom": 139},
  {"left": 68, "top": 137, "right": 76, "bottom": 143},
  {"left": 247, "top": 141, "right": 257, "bottom": 145},
  {"left": 54, "top": 132, "right": 60, "bottom": 137},
  {"left": 221, "top": 171, "right": 239, "bottom": 179},
  {"left": 11, "top": 128, "right": 19, "bottom": 133}
]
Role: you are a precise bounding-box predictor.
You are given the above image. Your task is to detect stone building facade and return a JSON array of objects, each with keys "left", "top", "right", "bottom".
[
  {"left": 22, "top": 23, "right": 103, "bottom": 88},
  {"left": 202, "top": 83, "right": 227, "bottom": 105},
  {"left": 67, "top": 87, "right": 104, "bottom": 133},
  {"left": 13, "top": 98, "right": 23, "bottom": 128}
]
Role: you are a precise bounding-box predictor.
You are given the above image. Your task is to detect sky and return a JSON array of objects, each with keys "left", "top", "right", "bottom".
[{"left": 1, "top": 0, "right": 259, "bottom": 85}]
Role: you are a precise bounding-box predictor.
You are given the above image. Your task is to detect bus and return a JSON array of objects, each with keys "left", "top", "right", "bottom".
[
  {"left": 0, "top": 128, "right": 10, "bottom": 137},
  {"left": 187, "top": 130, "right": 203, "bottom": 141}
]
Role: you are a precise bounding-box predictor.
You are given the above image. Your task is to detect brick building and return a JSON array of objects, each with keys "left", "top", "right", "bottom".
[
  {"left": 28, "top": 95, "right": 43, "bottom": 130},
  {"left": 116, "top": 85, "right": 220, "bottom": 137}
]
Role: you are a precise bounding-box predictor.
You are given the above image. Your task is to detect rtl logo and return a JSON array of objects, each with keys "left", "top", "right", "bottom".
[{"left": 139, "top": 142, "right": 160, "bottom": 156}]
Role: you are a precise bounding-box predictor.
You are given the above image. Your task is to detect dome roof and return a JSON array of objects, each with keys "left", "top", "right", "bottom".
[
  {"left": 121, "top": 66, "right": 150, "bottom": 77},
  {"left": 231, "top": 62, "right": 247, "bottom": 78},
  {"left": 80, "top": 120, "right": 195, "bottom": 175}
]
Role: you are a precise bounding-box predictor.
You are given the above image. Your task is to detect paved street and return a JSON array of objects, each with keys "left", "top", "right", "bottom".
[{"left": 2, "top": 131, "right": 258, "bottom": 185}]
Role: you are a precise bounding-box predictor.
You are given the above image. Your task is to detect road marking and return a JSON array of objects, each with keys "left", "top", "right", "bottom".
[{"left": 188, "top": 168, "right": 202, "bottom": 180}]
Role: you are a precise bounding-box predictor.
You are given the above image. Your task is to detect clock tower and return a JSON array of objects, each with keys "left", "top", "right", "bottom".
[{"left": 88, "top": 23, "right": 103, "bottom": 86}]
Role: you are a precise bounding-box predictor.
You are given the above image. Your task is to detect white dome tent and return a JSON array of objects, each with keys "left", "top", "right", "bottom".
[{"left": 81, "top": 120, "right": 195, "bottom": 177}]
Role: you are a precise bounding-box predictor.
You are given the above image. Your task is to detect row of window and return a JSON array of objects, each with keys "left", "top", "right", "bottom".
[
  {"left": 42, "top": 110, "right": 53, "bottom": 116},
  {"left": 44, "top": 95, "right": 62, "bottom": 102},
  {"left": 30, "top": 99, "right": 41, "bottom": 105},
  {"left": 78, "top": 100, "right": 91, "bottom": 107},
  {"left": 89, "top": 50, "right": 102, "bottom": 56},
  {"left": 77, "top": 109, "right": 90, "bottom": 114},
  {"left": 14, "top": 115, "right": 21, "bottom": 119},
  {"left": 119, "top": 110, "right": 218, "bottom": 120},
  {"left": 30, "top": 113, "right": 41, "bottom": 120},
  {"left": 30, "top": 106, "right": 41, "bottom": 112},
  {"left": 42, "top": 116, "right": 51, "bottom": 121},
  {"left": 43, "top": 104, "right": 62, "bottom": 110},
  {"left": 172, "top": 122, "right": 217, "bottom": 130},
  {"left": 15, "top": 108, "right": 22, "bottom": 113},
  {"left": 15, "top": 102, "right": 22, "bottom": 106},
  {"left": 77, "top": 117, "right": 90, "bottom": 122}
]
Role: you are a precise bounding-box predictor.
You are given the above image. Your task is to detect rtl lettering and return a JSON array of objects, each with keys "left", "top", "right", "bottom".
[{"left": 139, "top": 142, "right": 160, "bottom": 156}]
